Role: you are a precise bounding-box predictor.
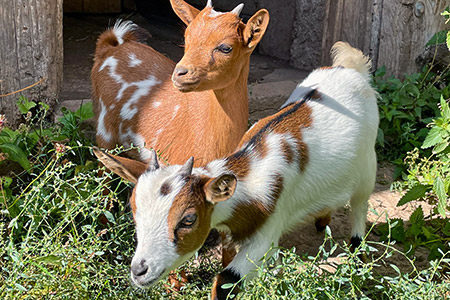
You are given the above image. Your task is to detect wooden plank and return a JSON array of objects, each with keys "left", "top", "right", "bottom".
[
  {"left": 0, "top": 0, "right": 63, "bottom": 128},
  {"left": 369, "top": 0, "right": 383, "bottom": 70},
  {"left": 321, "top": 0, "right": 375, "bottom": 66},
  {"left": 377, "top": 0, "right": 449, "bottom": 76}
]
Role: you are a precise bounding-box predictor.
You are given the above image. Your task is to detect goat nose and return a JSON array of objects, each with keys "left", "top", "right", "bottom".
[
  {"left": 131, "top": 260, "right": 148, "bottom": 277},
  {"left": 174, "top": 66, "right": 189, "bottom": 77}
]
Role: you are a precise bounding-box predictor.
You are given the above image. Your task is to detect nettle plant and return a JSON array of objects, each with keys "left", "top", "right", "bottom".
[
  {"left": 374, "top": 67, "right": 449, "bottom": 163},
  {"left": 377, "top": 96, "right": 450, "bottom": 260},
  {"left": 399, "top": 96, "right": 450, "bottom": 215}
]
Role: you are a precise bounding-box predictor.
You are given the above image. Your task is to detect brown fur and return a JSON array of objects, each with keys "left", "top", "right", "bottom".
[
  {"left": 220, "top": 175, "right": 283, "bottom": 242},
  {"left": 225, "top": 153, "right": 250, "bottom": 178},
  {"left": 92, "top": 2, "right": 269, "bottom": 167},
  {"left": 130, "top": 187, "right": 137, "bottom": 216},
  {"left": 167, "top": 177, "right": 214, "bottom": 255},
  {"left": 238, "top": 101, "right": 313, "bottom": 172},
  {"left": 280, "top": 139, "right": 294, "bottom": 164}
]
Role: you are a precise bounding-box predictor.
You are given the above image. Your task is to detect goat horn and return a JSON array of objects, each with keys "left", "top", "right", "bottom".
[
  {"left": 206, "top": 0, "right": 213, "bottom": 8},
  {"left": 147, "top": 149, "right": 160, "bottom": 171},
  {"left": 231, "top": 3, "right": 244, "bottom": 16},
  {"left": 179, "top": 157, "right": 194, "bottom": 176}
]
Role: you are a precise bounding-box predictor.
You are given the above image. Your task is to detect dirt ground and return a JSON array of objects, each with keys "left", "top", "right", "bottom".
[{"left": 62, "top": 13, "right": 436, "bottom": 276}]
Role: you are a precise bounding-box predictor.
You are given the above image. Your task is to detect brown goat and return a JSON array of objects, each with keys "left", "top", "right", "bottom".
[{"left": 91, "top": 0, "right": 269, "bottom": 167}]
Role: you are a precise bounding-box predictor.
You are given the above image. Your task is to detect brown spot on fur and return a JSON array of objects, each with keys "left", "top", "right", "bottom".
[
  {"left": 281, "top": 140, "right": 294, "bottom": 164},
  {"left": 220, "top": 175, "right": 283, "bottom": 242},
  {"left": 160, "top": 183, "right": 171, "bottom": 196},
  {"left": 255, "top": 136, "right": 268, "bottom": 158},
  {"left": 237, "top": 95, "right": 313, "bottom": 173},
  {"left": 272, "top": 104, "right": 312, "bottom": 172},
  {"left": 319, "top": 66, "right": 333, "bottom": 70},
  {"left": 226, "top": 153, "right": 250, "bottom": 178},
  {"left": 297, "top": 141, "right": 309, "bottom": 172},
  {"left": 167, "top": 177, "right": 214, "bottom": 255}
]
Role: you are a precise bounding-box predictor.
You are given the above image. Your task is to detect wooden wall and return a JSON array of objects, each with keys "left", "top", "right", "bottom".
[
  {"left": 321, "top": 0, "right": 449, "bottom": 76},
  {"left": 0, "top": 0, "right": 63, "bottom": 128}
]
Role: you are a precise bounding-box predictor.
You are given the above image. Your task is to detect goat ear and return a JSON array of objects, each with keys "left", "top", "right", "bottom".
[
  {"left": 204, "top": 174, "right": 237, "bottom": 203},
  {"left": 170, "top": 0, "right": 200, "bottom": 25},
  {"left": 243, "top": 9, "right": 269, "bottom": 50},
  {"left": 92, "top": 147, "right": 147, "bottom": 184}
]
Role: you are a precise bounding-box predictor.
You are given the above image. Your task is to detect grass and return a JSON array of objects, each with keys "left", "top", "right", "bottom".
[
  {"left": 1, "top": 95, "right": 449, "bottom": 299},
  {"left": 1, "top": 152, "right": 449, "bottom": 300}
]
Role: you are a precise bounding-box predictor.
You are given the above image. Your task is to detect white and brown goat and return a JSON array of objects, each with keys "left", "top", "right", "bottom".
[
  {"left": 91, "top": 0, "right": 269, "bottom": 167},
  {"left": 94, "top": 42, "right": 379, "bottom": 299}
]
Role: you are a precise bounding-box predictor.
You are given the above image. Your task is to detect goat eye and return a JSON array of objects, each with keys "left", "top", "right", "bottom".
[
  {"left": 180, "top": 214, "right": 197, "bottom": 227},
  {"left": 217, "top": 44, "right": 232, "bottom": 54}
]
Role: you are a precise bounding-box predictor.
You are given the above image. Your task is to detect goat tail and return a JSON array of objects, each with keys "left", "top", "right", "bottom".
[
  {"left": 331, "top": 42, "right": 371, "bottom": 79},
  {"left": 94, "top": 20, "right": 151, "bottom": 59}
]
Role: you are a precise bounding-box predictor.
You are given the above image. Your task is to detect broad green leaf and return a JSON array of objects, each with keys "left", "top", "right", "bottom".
[
  {"left": 75, "top": 102, "right": 94, "bottom": 121},
  {"left": 410, "top": 206, "right": 424, "bottom": 224},
  {"left": 426, "top": 30, "right": 447, "bottom": 46},
  {"left": 405, "top": 84, "right": 420, "bottom": 98},
  {"left": 443, "top": 222, "right": 450, "bottom": 236},
  {"left": 433, "top": 177, "right": 448, "bottom": 217},
  {"left": 0, "top": 143, "right": 31, "bottom": 171},
  {"left": 103, "top": 211, "right": 116, "bottom": 224},
  {"left": 441, "top": 95, "right": 450, "bottom": 119},
  {"left": 422, "top": 127, "right": 443, "bottom": 149},
  {"left": 17, "top": 96, "right": 36, "bottom": 115},
  {"left": 398, "top": 184, "right": 431, "bottom": 206},
  {"left": 422, "top": 226, "right": 440, "bottom": 241},
  {"left": 409, "top": 207, "right": 424, "bottom": 236},
  {"left": 433, "top": 141, "right": 450, "bottom": 154}
]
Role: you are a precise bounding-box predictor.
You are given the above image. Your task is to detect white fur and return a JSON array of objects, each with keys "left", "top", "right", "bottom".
[
  {"left": 131, "top": 165, "right": 207, "bottom": 286},
  {"left": 220, "top": 65, "right": 378, "bottom": 277},
  {"left": 120, "top": 76, "right": 160, "bottom": 121},
  {"left": 96, "top": 98, "right": 112, "bottom": 143},
  {"left": 130, "top": 43, "right": 378, "bottom": 286},
  {"left": 171, "top": 104, "right": 180, "bottom": 121},
  {"left": 113, "top": 20, "right": 137, "bottom": 45},
  {"left": 128, "top": 53, "right": 143, "bottom": 67},
  {"left": 99, "top": 56, "right": 160, "bottom": 121}
]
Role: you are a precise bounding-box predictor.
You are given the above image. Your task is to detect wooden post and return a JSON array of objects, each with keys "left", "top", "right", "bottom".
[
  {"left": 0, "top": 0, "right": 63, "bottom": 128},
  {"left": 320, "top": 0, "right": 449, "bottom": 77},
  {"left": 377, "top": 0, "right": 449, "bottom": 76}
]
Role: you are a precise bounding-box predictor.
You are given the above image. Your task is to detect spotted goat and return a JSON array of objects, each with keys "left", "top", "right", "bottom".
[
  {"left": 91, "top": 0, "right": 269, "bottom": 167},
  {"left": 94, "top": 41, "right": 379, "bottom": 299}
]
